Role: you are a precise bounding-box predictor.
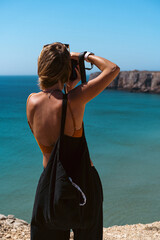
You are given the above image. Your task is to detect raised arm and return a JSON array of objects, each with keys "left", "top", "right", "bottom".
[{"left": 68, "top": 53, "right": 120, "bottom": 104}]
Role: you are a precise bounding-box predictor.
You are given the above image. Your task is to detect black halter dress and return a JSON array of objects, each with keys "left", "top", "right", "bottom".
[{"left": 30, "top": 93, "right": 103, "bottom": 233}]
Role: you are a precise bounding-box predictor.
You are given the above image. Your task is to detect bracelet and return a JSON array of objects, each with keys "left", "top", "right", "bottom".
[{"left": 84, "top": 52, "right": 94, "bottom": 61}]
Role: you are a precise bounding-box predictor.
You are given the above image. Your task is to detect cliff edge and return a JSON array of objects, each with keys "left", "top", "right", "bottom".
[
  {"left": 1, "top": 213, "right": 160, "bottom": 240},
  {"left": 89, "top": 70, "right": 160, "bottom": 94}
]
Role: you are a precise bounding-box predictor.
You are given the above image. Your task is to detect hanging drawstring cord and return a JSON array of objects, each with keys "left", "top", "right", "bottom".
[{"left": 68, "top": 177, "right": 86, "bottom": 206}]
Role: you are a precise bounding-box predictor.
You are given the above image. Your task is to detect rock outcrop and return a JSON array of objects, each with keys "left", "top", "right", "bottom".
[
  {"left": 0, "top": 214, "right": 29, "bottom": 240},
  {"left": 89, "top": 70, "right": 160, "bottom": 94},
  {"left": 1, "top": 213, "right": 160, "bottom": 239}
]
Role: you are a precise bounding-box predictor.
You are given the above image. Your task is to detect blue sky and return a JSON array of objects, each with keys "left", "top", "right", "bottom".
[{"left": 0, "top": 0, "right": 160, "bottom": 75}]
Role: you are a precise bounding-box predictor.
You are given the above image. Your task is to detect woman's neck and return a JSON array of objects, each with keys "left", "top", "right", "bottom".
[{"left": 42, "top": 82, "right": 64, "bottom": 92}]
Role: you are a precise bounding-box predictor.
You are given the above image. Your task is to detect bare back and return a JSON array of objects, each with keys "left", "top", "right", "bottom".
[{"left": 26, "top": 90, "right": 85, "bottom": 168}]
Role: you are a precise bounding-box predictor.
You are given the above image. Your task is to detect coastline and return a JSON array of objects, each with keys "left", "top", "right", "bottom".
[
  {"left": 89, "top": 70, "right": 160, "bottom": 94},
  {"left": 1, "top": 213, "right": 160, "bottom": 240}
]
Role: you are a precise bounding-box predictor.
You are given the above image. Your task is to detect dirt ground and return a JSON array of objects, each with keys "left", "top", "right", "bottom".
[{"left": 1, "top": 214, "right": 160, "bottom": 240}]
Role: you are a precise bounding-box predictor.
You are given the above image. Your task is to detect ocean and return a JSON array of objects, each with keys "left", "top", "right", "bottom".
[{"left": 0, "top": 75, "right": 160, "bottom": 228}]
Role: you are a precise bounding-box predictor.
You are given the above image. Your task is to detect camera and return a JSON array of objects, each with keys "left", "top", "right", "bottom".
[
  {"left": 70, "top": 59, "right": 78, "bottom": 81},
  {"left": 64, "top": 43, "right": 93, "bottom": 83}
]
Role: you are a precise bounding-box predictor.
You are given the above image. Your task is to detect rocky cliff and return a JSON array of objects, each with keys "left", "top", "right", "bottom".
[
  {"left": 1, "top": 213, "right": 160, "bottom": 240},
  {"left": 89, "top": 70, "right": 160, "bottom": 94}
]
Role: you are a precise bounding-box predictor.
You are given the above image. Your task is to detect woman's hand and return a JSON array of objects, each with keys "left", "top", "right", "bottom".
[
  {"left": 70, "top": 52, "right": 80, "bottom": 61},
  {"left": 70, "top": 51, "right": 91, "bottom": 63},
  {"left": 66, "top": 65, "right": 81, "bottom": 92}
]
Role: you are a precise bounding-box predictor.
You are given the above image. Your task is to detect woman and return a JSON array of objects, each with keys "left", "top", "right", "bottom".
[{"left": 26, "top": 42, "right": 120, "bottom": 240}]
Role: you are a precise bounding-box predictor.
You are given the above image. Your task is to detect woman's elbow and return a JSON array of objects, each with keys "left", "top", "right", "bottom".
[{"left": 111, "top": 65, "right": 120, "bottom": 73}]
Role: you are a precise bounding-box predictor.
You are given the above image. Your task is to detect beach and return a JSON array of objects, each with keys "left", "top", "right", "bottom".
[{"left": 1, "top": 213, "right": 160, "bottom": 240}]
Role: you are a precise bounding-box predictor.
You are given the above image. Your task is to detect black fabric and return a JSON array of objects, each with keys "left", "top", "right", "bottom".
[
  {"left": 31, "top": 166, "right": 103, "bottom": 240},
  {"left": 30, "top": 93, "right": 103, "bottom": 238},
  {"left": 78, "top": 51, "right": 94, "bottom": 84},
  {"left": 78, "top": 52, "right": 87, "bottom": 83}
]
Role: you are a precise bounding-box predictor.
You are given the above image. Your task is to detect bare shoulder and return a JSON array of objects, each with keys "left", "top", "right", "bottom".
[
  {"left": 26, "top": 92, "right": 42, "bottom": 121},
  {"left": 67, "top": 88, "right": 86, "bottom": 109},
  {"left": 26, "top": 92, "right": 42, "bottom": 105},
  {"left": 26, "top": 92, "right": 44, "bottom": 109}
]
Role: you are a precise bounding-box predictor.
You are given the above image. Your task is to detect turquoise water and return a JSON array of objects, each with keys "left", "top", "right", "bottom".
[{"left": 0, "top": 76, "right": 160, "bottom": 228}]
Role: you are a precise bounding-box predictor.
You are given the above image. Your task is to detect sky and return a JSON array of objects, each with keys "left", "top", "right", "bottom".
[{"left": 0, "top": 0, "right": 160, "bottom": 75}]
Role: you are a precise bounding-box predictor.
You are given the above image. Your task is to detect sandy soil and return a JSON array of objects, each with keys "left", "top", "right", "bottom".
[{"left": 1, "top": 214, "right": 160, "bottom": 240}]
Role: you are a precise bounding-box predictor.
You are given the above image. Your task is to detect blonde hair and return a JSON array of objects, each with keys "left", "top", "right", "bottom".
[{"left": 37, "top": 42, "right": 71, "bottom": 90}]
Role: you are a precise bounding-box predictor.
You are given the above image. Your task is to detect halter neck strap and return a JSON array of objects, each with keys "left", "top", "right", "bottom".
[{"left": 60, "top": 93, "right": 68, "bottom": 136}]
